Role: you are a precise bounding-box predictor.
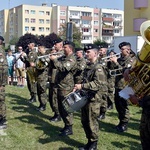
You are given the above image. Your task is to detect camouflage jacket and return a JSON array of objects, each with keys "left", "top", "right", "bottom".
[
  {"left": 74, "top": 57, "right": 86, "bottom": 84},
  {"left": 114, "top": 54, "right": 135, "bottom": 89},
  {"left": 82, "top": 59, "right": 108, "bottom": 102},
  {"left": 0, "top": 46, "right": 8, "bottom": 86},
  {"left": 53, "top": 53, "right": 77, "bottom": 91}
]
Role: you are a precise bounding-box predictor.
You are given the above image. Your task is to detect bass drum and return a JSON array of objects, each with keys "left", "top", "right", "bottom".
[{"left": 62, "top": 90, "right": 88, "bottom": 113}]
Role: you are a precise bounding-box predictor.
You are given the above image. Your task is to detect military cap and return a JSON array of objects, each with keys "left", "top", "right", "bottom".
[
  {"left": 119, "top": 42, "right": 131, "bottom": 49},
  {"left": 63, "top": 40, "right": 75, "bottom": 48},
  {"left": 53, "top": 38, "right": 63, "bottom": 45},
  {"left": 75, "top": 47, "right": 84, "bottom": 52},
  {"left": 84, "top": 44, "right": 98, "bottom": 51},
  {"left": 98, "top": 43, "right": 108, "bottom": 49},
  {"left": 0, "top": 36, "right": 4, "bottom": 41}
]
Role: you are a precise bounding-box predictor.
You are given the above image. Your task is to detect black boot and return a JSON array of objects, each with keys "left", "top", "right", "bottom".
[
  {"left": 36, "top": 104, "right": 46, "bottom": 111},
  {"left": 28, "top": 95, "right": 36, "bottom": 103},
  {"left": 79, "top": 141, "right": 98, "bottom": 150},
  {"left": 59, "top": 125, "right": 73, "bottom": 136},
  {"left": 97, "top": 112, "right": 105, "bottom": 120},
  {"left": 49, "top": 113, "right": 61, "bottom": 122},
  {"left": 0, "top": 118, "right": 7, "bottom": 130},
  {"left": 115, "top": 123, "right": 128, "bottom": 132}
]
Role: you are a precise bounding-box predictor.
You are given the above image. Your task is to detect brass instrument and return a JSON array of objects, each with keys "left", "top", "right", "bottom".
[
  {"left": 101, "top": 53, "right": 121, "bottom": 62},
  {"left": 37, "top": 52, "right": 63, "bottom": 59},
  {"left": 124, "top": 20, "right": 150, "bottom": 99},
  {"left": 26, "top": 67, "right": 37, "bottom": 83}
]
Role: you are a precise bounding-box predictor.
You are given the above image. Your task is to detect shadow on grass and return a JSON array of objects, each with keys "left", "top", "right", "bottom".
[{"left": 6, "top": 92, "right": 83, "bottom": 148}]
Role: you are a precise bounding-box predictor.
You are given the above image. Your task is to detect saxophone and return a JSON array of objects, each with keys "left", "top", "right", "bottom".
[
  {"left": 26, "top": 67, "right": 37, "bottom": 83},
  {"left": 126, "top": 20, "right": 150, "bottom": 99}
]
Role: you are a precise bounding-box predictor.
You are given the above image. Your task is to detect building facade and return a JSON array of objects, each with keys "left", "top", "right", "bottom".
[
  {"left": 124, "top": 0, "right": 149, "bottom": 36},
  {"left": 0, "top": 3, "right": 124, "bottom": 45}
]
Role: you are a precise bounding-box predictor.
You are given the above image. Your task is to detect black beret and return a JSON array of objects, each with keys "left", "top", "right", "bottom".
[
  {"left": 84, "top": 44, "right": 98, "bottom": 51},
  {"left": 0, "top": 36, "right": 4, "bottom": 41},
  {"left": 75, "top": 47, "right": 84, "bottom": 52},
  {"left": 98, "top": 43, "right": 108, "bottom": 49},
  {"left": 63, "top": 40, "right": 75, "bottom": 48},
  {"left": 53, "top": 38, "right": 63, "bottom": 45},
  {"left": 119, "top": 42, "right": 131, "bottom": 49}
]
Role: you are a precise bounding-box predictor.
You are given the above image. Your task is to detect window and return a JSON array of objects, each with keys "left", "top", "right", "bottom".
[
  {"left": 46, "top": 19, "right": 50, "bottom": 24},
  {"left": 39, "top": 27, "right": 44, "bottom": 32},
  {"left": 39, "top": 11, "right": 44, "bottom": 15},
  {"left": 25, "top": 10, "right": 29, "bottom": 14},
  {"left": 82, "top": 20, "right": 90, "bottom": 25},
  {"left": 31, "top": 18, "right": 36, "bottom": 23},
  {"left": 60, "top": 19, "right": 65, "bottom": 24},
  {"left": 82, "top": 28, "right": 89, "bottom": 32},
  {"left": 46, "top": 11, "right": 50, "bottom": 15},
  {"left": 114, "top": 30, "right": 119, "bottom": 33},
  {"left": 31, "top": 27, "right": 35, "bottom": 31},
  {"left": 46, "top": 27, "right": 50, "bottom": 32},
  {"left": 94, "top": 29, "right": 98, "bottom": 32},
  {"left": 25, "top": 18, "right": 29, "bottom": 23},
  {"left": 94, "top": 13, "right": 98, "bottom": 17},
  {"left": 82, "top": 12, "right": 91, "bottom": 16},
  {"left": 25, "top": 26, "right": 29, "bottom": 31},
  {"left": 39, "top": 19, "right": 44, "bottom": 24},
  {"left": 31, "top": 10, "right": 35, "bottom": 14},
  {"left": 60, "top": 11, "right": 66, "bottom": 16},
  {"left": 94, "top": 21, "right": 99, "bottom": 25}
]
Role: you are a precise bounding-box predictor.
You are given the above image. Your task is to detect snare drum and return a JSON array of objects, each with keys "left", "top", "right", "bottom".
[{"left": 62, "top": 90, "right": 88, "bottom": 113}]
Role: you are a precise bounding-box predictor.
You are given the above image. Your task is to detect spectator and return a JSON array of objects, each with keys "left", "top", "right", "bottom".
[
  {"left": 14, "top": 46, "right": 26, "bottom": 88},
  {"left": 6, "top": 49, "right": 15, "bottom": 85}
]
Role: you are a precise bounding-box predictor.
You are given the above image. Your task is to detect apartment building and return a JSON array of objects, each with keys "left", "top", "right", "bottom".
[
  {"left": 0, "top": 3, "right": 124, "bottom": 45},
  {"left": 124, "top": 0, "right": 149, "bottom": 36}
]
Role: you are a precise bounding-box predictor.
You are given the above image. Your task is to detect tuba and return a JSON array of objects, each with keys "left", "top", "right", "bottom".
[{"left": 125, "top": 20, "right": 150, "bottom": 99}]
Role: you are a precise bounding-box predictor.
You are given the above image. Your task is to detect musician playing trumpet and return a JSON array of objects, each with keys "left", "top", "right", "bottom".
[{"left": 109, "top": 42, "right": 136, "bottom": 132}]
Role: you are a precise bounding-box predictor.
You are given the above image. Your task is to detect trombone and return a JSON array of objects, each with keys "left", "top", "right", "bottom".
[
  {"left": 101, "top": 53, "right": 121, "bottom": 62},
  {"left": 37, "top": 52, "right": 63, "bottom": 59}
]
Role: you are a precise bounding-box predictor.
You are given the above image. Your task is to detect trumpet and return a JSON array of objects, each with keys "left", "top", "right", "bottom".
[
  {"left": 37, "top": 52, "right": 63, "bottom": 59},
  {"left": 102, "top": 53, "right": 121, "bottom": 61}
]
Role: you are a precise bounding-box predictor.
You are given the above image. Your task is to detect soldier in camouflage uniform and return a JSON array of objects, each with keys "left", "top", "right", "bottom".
[
  {"left": 74, "top": 44, "right": 107, "bottom": 150},
  {"left": 49, "top": 38, "right": 63, "bottom": 122},
  {"left": 0, "top": 36, "right": 8, "bottom": 129},
  {"left": 35, "top": 41, "right": 50, "bottom": 111},
  {"left": 74, "top": 47, "right": 86, "bottom": 84},
  {"left": 50, "top": 41, "right": 77, "bottom": 136},
  {"left": 110, "top": 42, "right": 135, "bottom": 132},
  {"left": 97, "top": 44, "right": 108, "bottom": 120},
  {"left": 21, "top": 40, "right": 37, "bottom": 103}
]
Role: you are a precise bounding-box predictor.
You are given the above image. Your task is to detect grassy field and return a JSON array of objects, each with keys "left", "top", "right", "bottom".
[{"left": 0, "top": 85, "right": 142, "bottom": 150}]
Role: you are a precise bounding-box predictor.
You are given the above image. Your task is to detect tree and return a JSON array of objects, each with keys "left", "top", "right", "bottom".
[
  {"left": 9, "top": 36, "right": 19, "bottom": 45},
  {"left": 58, "top": 22, "right": 82, "bottom": 47},
  {"left": 93, "top": 39, "right": 108, "bottom": 46}
]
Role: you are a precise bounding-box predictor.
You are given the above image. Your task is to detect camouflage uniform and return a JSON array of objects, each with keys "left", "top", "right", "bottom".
[
  {"left": 114, "top": 54, "right": 135, "bottom": 126},
  {"left": 52, "top": 53, "right": 77, "bottom": 132},
  {"left": 36, "top": 52, "right": 49, "bottom": 109},
  {"left": 81, "top": 59, "right": 107, "bottom": 143},
  {"left": 0, "top": 45, "right": 8, "bottom": 125},
  {"left": 98, "top": 54, "right": 108, "bottom": 118},
  {"left": 48, "top": 51, "right": 64, "bottom": 120},
  {"left": 74, "top": 56, "right": 86, "bottom": 84},
  {"left": 139, "top": 94, "right": 150, "bottom": 150}
]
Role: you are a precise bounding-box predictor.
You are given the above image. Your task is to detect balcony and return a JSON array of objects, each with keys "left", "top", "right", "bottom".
[
  {"left": 81, "top": 16, "right": 92, "bottom": 21},
  {"left": 114, "top": 18, "right": 122, "bottom": 22},
  {"left": 133, "top": 18, "right": 147, "bottom": 32},
  {"left": 102, "top": 25, "right": 114, "bottom": 30},
  {"left": 82, "top": 32, "right": 92, "bottom": 36},
  {"left": 134, "top": 0, "right": 148, "bottom": 9},
  {"left": 69, "top": 15, "right": 80, "bottom": 19},
  {"left": 81, "top": 39, "right": 92, "bottom": 44},
  {"left": 114, "top": 25, "right": 123, "bottom": 29},
  {"left": 102, "top": 17, "right": 114, "bottom": 22},
  {"left": 81, "top": 24, "right": 91, "bottom": 28},
  {"left": 102, "top": 31, "right": 114, "bottom": 36}
]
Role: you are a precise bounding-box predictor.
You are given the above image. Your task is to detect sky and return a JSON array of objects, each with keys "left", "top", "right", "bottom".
[{"left": 0, "top": 0, "right": 124, "bottom": 11}]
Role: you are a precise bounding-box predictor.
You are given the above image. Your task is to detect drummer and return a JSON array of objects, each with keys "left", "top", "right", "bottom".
[
  {"left": 74, "top": 44, "right": 107, "bottom": 150},
  {"left": 50, "top": 40, "right": 77, "bottom": 136}
]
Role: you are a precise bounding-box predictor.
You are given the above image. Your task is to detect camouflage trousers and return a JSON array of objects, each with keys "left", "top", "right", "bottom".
[
  {"left": 57, "top": 89, "right": 73, "bottom": 126},
  {"left": 0, "top": 86, "right": 6, "bottom": 120},
  {"left": 49, "top": 83, "right": 59, "bottom": 115},
  {"left": 115, "top": 88, "right": 130, "bottom": 124},
  {"left": 81, "top": 101, "right": 100, "bottom": 142}
]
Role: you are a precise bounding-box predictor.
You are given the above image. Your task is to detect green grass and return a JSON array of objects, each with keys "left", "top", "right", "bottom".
[{"left": 0, "top": 85, "right": 142, "bottom": 150}]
